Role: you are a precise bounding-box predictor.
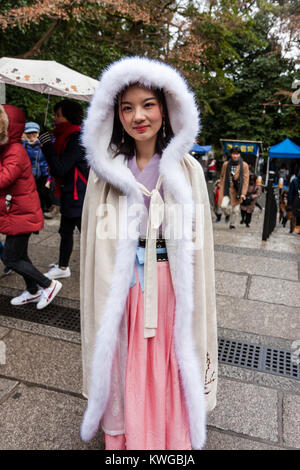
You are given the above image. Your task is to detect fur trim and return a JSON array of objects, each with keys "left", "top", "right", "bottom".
[
  {"left": 80, "top": 57, "right": 206, "bottom": 449},
  {"left": 172, "top": 209, "right": 206, "bottom": 449},
  {"left": 0, "top": 105, "right": 9, "bottom": 146},
  {"left": 81, "top": 194, "right": 143, "bottom": 441}
]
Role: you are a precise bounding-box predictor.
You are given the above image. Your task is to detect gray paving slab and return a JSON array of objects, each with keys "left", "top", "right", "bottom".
[
  {"left": 219, "top": 364, "right": 300, "bottom": 395},
  {"left": 213, "top": 225, "right": 268, "bottom": 251},
  {"left": 217, "top": 295, "right": 300, "bottom": 340},
  {"left": 0, "top": 377, "right": 18, "bottom": 403},
  {"left": 215, "top": 244, "right": 300, "bottom": 262},
  {"left": 205, "top": 429, "right": 283, "bottom": 450},
  {"left": 36, "top": 231, "right": 80, "bottom": 251},
  {"left": 207, "top": 377, "right": 279, "bottom": 442},
  {"left": 0, "top": 337, "right": 6, "bottom": 365},
  {"left": 0, "top": 326, "right": 9, "bottom": 339},
  {"left": 263, "top": 233, "right": 300, "bottom": 255},
  {"left": 215, "top": 251, "right": 298, "bottom": 280},
  {"left": 215, "top": 271, "right": 248, "bottom": 298},
  {"left": 218, "top": 327, "right": 296, "bottom": 351},
  {"left": 0, "top": 315, "right": 80, "bottom": 344},
  {"left": 28, "top": 244, "right": 80, "bottom": 271},
  {"left": 0, "top": 271, "right": 32, "bottom": 291},
  {"left": 213, "top": 222, "right": 300, "bottom": 255},
  {"left": 0, "top": 383, "right": 103, "bottom": 450},
  {"left": 25, "top": 245, "right": 60, "bottom": 269},
  {"left": 248, "top": 276, "right": 300, "bottom": 308},
  {"left": 28, "top": 231, "right": 56, "bottom": 245},
  {"left": 0, "top": 329, "right": 82, "bottom": 394},
  {"left": 283, "top": 394, "right": 300, "bottom": 449}
]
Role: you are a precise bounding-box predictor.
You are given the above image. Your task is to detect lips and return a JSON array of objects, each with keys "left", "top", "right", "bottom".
[{"left": 134, "top": 126, "right": 148, "bottom": 132}]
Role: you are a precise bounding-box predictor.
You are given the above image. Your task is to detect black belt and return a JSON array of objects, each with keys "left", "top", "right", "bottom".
[
  {"left": 138, "top": 237, "right": 166, "bottom": 248},
  {"left": 138, "top": 238, "right": 168, "bottom": 262},
  {"left": 156, "top": 252, "right": 168, "bottom": 262}
]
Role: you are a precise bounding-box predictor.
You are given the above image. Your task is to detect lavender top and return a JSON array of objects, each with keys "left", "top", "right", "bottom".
[{"left": 128, "top": 153, "right": 164, "bottom": 236}]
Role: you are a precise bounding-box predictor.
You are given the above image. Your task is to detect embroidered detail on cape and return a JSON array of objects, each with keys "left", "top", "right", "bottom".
[{"left": 204, "top": 352, "right": 216, "bottom": 395}]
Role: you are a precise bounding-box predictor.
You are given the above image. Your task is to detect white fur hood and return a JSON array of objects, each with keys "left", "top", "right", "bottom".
[{"left": 81, "top": 56, "right": 200, "bottom": 202}]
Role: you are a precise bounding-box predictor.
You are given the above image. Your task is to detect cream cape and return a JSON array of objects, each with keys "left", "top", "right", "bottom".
[{"left": 80, "top": 57, "right": 218, "bottom": 450}]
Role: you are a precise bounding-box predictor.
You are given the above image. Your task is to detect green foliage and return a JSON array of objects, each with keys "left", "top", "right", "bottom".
[{"left": 196, "top": 3, "right": 300, "bottom": 151}]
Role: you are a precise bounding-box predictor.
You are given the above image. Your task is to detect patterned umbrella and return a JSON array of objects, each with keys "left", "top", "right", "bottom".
[{"left": 0, "top": 57, "right": 98, "bottom": 102}]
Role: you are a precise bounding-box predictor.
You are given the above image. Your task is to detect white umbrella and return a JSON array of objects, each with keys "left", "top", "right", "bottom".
[{"left": 0, "top": 57, "right": 99, "bottom": 102}]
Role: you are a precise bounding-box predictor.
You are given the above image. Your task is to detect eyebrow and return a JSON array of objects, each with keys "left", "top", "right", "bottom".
[{"left": 120, "top": 97, "right": 157, "bottom": 105}]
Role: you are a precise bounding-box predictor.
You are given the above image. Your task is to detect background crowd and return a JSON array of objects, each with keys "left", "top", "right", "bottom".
[{"left": 0, "top": 100, "right": 88, "bottom": 309}]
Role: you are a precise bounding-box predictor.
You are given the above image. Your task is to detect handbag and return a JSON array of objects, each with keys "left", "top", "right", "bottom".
[
  {"left": 221, "top": 195, "right": 230, "bottom": 209},
  {"left": 243, "top": 195, "right": 252, "bottom": 206}
]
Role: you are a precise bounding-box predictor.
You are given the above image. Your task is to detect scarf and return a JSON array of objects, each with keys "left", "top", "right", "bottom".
[
  {"left": 52, "top": 122, "right": 81, "bottom": 197},
  {"left": 224, "top": 157, "right": 244, "bottom": 199}
]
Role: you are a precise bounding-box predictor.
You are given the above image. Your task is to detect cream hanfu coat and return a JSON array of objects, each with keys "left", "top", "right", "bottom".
[{"left": 80, "top": 57, "right": 218, "bottom": 450}]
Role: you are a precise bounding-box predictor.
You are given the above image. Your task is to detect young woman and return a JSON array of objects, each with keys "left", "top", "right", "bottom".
[{"left": 80, "top": 57, "right": 217, "bottom": 450}]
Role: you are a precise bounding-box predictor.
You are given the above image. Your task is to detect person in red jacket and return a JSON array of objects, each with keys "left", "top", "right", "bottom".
[{"left": 0, "top": 104, "right": 62, "bottom": 309}]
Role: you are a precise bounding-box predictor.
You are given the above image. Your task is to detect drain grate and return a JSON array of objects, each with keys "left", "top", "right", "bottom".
[
  {"left": 218, "top": 338, "right": 300, "bottom": 380},
  {"left": 0, "top": 293, "right": 80, "bottom": 332},
  {"left": 263, "top": 347, "right": 299, "bottom": 379},
  {"left": 218, "top": 338, "right": 263, "bottom": 371}
]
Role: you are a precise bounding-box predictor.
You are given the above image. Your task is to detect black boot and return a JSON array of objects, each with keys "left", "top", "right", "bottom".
[{"left": 240, "top": 210, "right": 246, "bottom": 224}]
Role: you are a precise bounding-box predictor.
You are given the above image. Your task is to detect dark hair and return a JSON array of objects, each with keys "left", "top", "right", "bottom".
[
  {"left": 249, "top": 173, "right": 257, "bottom": 184},
  {"left": 54, "top": 99, "right": 83, "bottom": 125},
  {"left": 110, "top": 84, "right": 174, "bottom": 159},
  {"left": 230, "top": 146, "right": 241, "bottom": 155}
]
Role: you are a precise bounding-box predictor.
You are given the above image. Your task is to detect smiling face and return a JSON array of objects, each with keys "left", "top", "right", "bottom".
[{"left": 118, "top": 85, "right": 163, "bottom": 146}]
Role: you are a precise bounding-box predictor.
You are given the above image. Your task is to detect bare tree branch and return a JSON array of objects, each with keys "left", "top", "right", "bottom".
[{"left": 17, "top": 19, "right": 61, "bottom": 59}]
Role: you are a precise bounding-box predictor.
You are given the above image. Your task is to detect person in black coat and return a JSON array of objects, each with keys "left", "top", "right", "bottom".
[
  {"left": 288, "top": 172, "right": 300, "bottom": 234},
  {"left": 39, "top": 100, "right": 89, "bottom": 279}
]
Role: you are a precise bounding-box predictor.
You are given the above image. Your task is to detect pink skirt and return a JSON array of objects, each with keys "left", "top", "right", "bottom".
[{"left": 105, "top": 261, "right": 191, "bottom": 450}]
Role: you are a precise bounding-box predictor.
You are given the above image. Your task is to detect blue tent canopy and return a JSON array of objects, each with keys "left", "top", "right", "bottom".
[
  {"left": 268, "top": 138, "right": 300, "bottom": 159},
  {"left": 190, "top": 143, "right": 212, "bottom": 154}
]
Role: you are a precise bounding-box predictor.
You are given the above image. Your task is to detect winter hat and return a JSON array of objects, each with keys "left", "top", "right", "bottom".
[
  {"left": 25, "top": 121, "right": 40, "bottom": 133},
  {"left": 230, "top": 145, "right": 241, "bottom": 154}
]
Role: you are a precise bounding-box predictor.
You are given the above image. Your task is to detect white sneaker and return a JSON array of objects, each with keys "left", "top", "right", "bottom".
[
  {"left": 11, "top": 290, "right": 42, "bottom": 306},
  {"left": 36, "top": 280, "right": 62, "bottom": 310},
  {"left": 44, "top": 264, "right": 71, "bottom": 279}
]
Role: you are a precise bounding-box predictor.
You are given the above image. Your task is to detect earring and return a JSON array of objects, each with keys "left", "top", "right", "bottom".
[
  {"left": 162, "top": 118, "right": 166, "bottom": 139},
  {"left": 121, "top": 127, "right": 125, "bottom": 144}
]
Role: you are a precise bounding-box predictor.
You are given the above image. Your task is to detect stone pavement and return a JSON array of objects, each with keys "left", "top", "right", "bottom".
[{"left": 0, "top": 200, "right": 299, "bottom": 450}]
